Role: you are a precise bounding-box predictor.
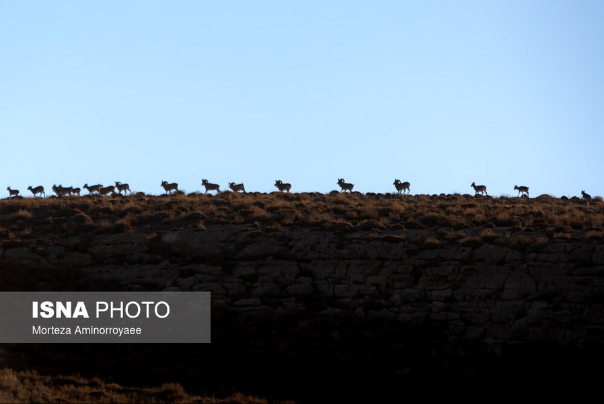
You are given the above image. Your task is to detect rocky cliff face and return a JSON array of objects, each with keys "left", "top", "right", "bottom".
[{"left": 4, "top": 223, "right": 603, "bottom": 350}]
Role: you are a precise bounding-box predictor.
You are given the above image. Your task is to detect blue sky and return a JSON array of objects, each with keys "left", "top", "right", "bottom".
[{"left": 1, "top": 1, "right": 603, "bottom": 197}]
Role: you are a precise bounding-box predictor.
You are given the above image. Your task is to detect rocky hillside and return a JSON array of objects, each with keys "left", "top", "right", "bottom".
[{"left": 1, "top": 192, "right": 603, "bottom": 401}]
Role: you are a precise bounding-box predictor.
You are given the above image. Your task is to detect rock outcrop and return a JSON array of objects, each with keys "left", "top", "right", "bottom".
[{"left": 3, "top": 224, "right": 603, "bottom": 350}]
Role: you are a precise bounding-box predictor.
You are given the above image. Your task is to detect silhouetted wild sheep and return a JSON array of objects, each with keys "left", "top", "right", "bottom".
[
  {"left": 28, "top": 185, "right": 45, "bottom": 197},
  {"left": 115, "top": 181, "right": 132, "bottom": 195},
  {"left": 229, "top": 182, "right": 246, "bottom": 193},
  {"left": 84, "top": 184, "right": 102, "bottom": 195},
  {"left": 161, "top": 181, "right": 178, "bottom": 194},
  {"left": 514, "top": 185, "right": 529, "bottom": 197},
  {"left": 99, "top": 185, "right": 115, "bottom": 196},
  {"left": 274, "top": 180, "right": 291, "bottom": 193},
  {"left": 337, "top": 178, "right": 354, "bottom": 192},
  {"left": 62, "top": 186, "right": 75, "bottom": 196},
  {"left": 471, "top": 182, "right": 487, "bottom": 195},
  {"left": 52, "top": 185, "right": 71, "bottom": 197},
  {"left": 202, "top": 179, "right": 220, "bottom": 194},
  {"left": 393, "top": 179, "right": 410, "bottom": 194}
]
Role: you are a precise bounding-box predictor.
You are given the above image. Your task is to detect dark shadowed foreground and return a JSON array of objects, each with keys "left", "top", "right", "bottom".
[{"left": 0, "top": 192, "right": 603, "bottom": 402}]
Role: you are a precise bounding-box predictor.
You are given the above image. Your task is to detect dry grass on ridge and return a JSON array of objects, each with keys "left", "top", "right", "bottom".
[
  {"left": 0, "top": 368, "right": 292, "bottom": 404},
  {"left": 0, "top": 192, "right": 602, "bottom": 241}
]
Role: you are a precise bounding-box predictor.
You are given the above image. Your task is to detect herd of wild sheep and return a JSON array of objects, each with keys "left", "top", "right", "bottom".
[{"left": 2, "top": 180, "right": 595, "bottom": 202}]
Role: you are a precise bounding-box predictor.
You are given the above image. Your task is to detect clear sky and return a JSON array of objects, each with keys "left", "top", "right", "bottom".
[{"left": 1, "top": 1, "right": 603, "bottom": 197}]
